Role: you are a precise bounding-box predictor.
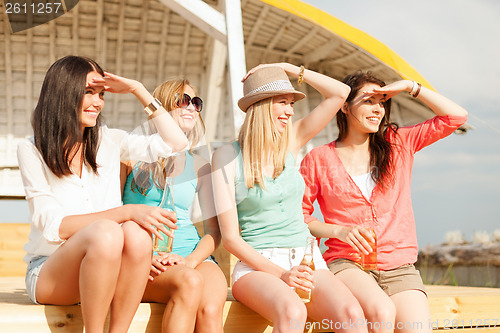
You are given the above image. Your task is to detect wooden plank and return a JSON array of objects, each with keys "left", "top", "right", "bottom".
[
  {"left": 158, "top": 0, "right": 226, "bottom": 43},
  {"left": 2, "top": 278, "right": 500, "bottom": 332},
  {"left": 0, "top": 224, "right": 29, "bottom": 277},
  {"left": 224, "top": 0, "right": 246, "bottom": 133},
  {"left": 428, "top": 285, "right": 500, "bottom": 328}
]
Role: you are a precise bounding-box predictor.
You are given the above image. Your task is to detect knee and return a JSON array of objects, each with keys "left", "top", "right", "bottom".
[
  {"left": 172, "top": 269, "right": 204, "bottom": 306},
  {"left": 86, "top": 220, "right": 124, "bottom": 259},
  {"left": 122, "top": 222, "right": 152, "bottom": 261},
  {"left": 280, "top": 301, "right": 307, "bottom": 325},
  {"left": 342, "top": 302, "right": 366, "bottom": 322},
  {"left": 198, "top": 301, "right": 223, "bottom": 321},
  {"left": 366, "top": 299, "right": 396, "bottom": 324}
]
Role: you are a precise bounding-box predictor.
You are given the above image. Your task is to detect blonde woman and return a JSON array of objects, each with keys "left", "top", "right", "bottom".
[
  {"left": 212, "top": 63, "right": 368, "bottom": 333},
  {"left": 122, "top": 80, "right": 227, "bottom": 333}
]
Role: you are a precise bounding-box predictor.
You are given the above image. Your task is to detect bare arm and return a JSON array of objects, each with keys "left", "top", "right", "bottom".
[
  {"left": 370, "top": 80, "right": 468, "bottom": 118},
  {"left": 91, "top": 72, "right": 189, "bottom": 152},
  {"left": 308, "top": 219, "right": 373, "bottom": 255},
  {"left": 58, "top": 204, "right": 177, "bottom": 241},
  {"left": 184, "top": 157, "right": 221, "bottom": 268}
]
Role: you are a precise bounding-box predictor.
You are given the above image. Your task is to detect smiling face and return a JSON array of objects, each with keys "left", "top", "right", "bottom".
[
  {"left": 80, "top": 71, "right": 104, "bottom": 131},
  {"left": 271, "top": 93, "right": 295, "bottom": 133},
  {"left": 170, "top": 85, "right": 200, "bottom": 133},
  {"left": 343, "top": 83, "right": 386, "bottom": 135}
]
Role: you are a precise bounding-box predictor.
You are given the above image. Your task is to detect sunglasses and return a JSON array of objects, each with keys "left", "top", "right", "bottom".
[{"left": 175, "top": 93, "right": 203, "bottom": 112}]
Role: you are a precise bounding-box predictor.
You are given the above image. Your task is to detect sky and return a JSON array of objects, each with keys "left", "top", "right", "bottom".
[
  {"left": 2, "top": 0, "right": 500, "bottom": 247},
  {"left": 306, "top": 0, "right": 500, "bottom": 246}
]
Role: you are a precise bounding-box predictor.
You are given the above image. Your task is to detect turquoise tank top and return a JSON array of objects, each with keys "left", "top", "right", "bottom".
[
  {"left": 232, "top": 142, "right": 310, "bottom": 249},
  {"left": 122, "top": 151, "right": 201, "bottom": 257}
]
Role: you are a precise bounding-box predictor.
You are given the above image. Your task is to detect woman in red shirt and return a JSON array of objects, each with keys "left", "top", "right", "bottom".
[{"left": 301, "top": 72, "right": 467, "bottom": 333}]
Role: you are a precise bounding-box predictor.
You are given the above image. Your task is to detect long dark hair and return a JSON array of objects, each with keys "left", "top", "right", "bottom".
[
  {"left": 337, "top": 71, "right": 399, "bottom": 190},
  {"left": 32, "top": 56, "right": 104, "bottom": 177}
]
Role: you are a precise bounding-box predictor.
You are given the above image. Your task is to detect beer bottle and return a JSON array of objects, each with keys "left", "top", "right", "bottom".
[{"left": 295, "top": 236, "right": 315, "bottom": 303}]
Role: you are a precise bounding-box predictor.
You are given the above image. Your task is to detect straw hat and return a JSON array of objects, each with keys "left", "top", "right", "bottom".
[{"left": 238, "top": 66, "right": 306, "bottom": 112}]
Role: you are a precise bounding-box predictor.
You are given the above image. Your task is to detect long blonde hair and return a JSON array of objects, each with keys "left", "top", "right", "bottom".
[
  {"left": 238, "top": 97, "right": 291, "bottom": 189},
  {"left": 131, "top": 79, "right": 205, "bottom": 194}
]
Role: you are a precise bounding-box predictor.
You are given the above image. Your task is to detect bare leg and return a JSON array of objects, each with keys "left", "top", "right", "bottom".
[
  {"left": 336, "top": 268, "right": 396, "bottom": 333},
  {"left": 143, "top": 264, "right": 204, "bottom": 333},
  {"left": 306, "top": 270, "right": 367, "bottom": 333},
  {"left": 109, "top": 221, "right": 152, "bottom": 333},
  {"left": 390, "top": 290, "right": 431, "bottom": 333},
  {"left": 232, "top": 271, "right": 307, "bottom": 333},
  {"left": 35, "top": 220, "right": 125, "bottom": 333},
  {"left": 194, "top": 261, "right": 227, "bottom": 333}
]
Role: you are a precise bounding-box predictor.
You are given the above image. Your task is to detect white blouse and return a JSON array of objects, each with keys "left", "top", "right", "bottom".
[{"left": 17, "top": 125, "right": 173, "bottom": 263}]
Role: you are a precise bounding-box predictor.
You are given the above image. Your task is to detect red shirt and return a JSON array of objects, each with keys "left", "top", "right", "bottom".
[{"left": 300, "top": 115, "right": 467, "bottom": 270}]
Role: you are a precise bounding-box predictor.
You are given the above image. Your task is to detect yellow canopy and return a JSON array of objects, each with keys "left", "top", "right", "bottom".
[{"left": 262, "top": 0, "right": 435, "bottom": 90}]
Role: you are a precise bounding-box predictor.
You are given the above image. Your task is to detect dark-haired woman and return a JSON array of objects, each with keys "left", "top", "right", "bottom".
[
  {"left": 300, "top": 72, "right": 467, "bottom": 333},
  {"left": 17, "top": 55, "right": 188, "bottom": 333}
]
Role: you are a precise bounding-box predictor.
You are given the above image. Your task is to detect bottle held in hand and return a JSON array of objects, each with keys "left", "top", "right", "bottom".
[
  {"left": 153, "top": 177, "right": 175, "bottom": 252},
  {"left": 295, "top": 236, "right": 315, "bottom": 303}
]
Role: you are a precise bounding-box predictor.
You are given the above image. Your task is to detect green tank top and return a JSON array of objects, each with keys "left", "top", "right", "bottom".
[{"left": 232, "top": 142, "right": 310, "bottom": 249}]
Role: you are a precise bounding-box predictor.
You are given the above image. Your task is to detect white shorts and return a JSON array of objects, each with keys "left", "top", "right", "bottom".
[{"left": 231, "top": 245, "right": 328, "bottom": 286}]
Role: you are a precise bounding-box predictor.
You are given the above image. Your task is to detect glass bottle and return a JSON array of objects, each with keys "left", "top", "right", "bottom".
[
  {"left": 295, "top": 236, "right": 315, "bottom": 303},
  {"left": 153, "top": 177, "right": 175, "bottom": 253}
]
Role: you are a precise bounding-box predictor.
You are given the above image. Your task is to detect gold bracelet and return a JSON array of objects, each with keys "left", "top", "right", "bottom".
[
  {"left": 297, "top": 65, "right": 305, "bottom": 86},
  {"left": 412, "top": 83, "right": 422, "bottom": 98}
]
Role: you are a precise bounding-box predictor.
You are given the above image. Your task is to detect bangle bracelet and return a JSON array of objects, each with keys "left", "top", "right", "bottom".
[
  {"left": 409, "top": 81, "right": 417, "bottom": 96},
  {"left": 297, "top": 65, "right": 305, "bottom": 86},
  {"left": 412, "top": 83, "right": 422, "bottom": 98}
]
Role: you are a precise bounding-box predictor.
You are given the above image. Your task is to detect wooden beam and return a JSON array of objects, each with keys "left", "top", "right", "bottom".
[
  {"left": 224, "top": 0, "right": 246, "bottom": 133},
  {"left": 49, "top": 21, "right": 56, "bottom": 64},
  {"left": 303, "top": 38, "right": 340, "bottom": 64},
  {"left": 245, "top": 6, "right": 270, "bottom": 48},
  {"left": 25, "top": 30, "right": 33, "bottom": 133},
  {"left": 96, "top": 0, "right": 104, "bottom": 64},
  {"left": 265, "top": 16, "right": 291, "bottom": 53},
  {"left": 158, "top": 0, "right": 227, "bottom": 43},
  {"left": 134, "top": 0, "right": 149, "bottom": 126},
  {"left": 247, "top": 45, "right": 302, "bottom": 63},
  {"left": 113, "top": 0, "right": 127, "bottom": 126},
  {"left": 203, "top": 39, "right": 227, "bottom": 143},
  {"left": 3, "top": 17, "right": 13, "bottom": 138},
  {"left": 156, "top": 7, "right": 171, "bottom": 84},
  {"left": 179, "top": 22, "right": 192, "bottom": 78},
  {"left": 285, "top": 26, "right": 319, "bottom": 57},
  {"left": 72, "top": 4, "right": 79, "bottom": 55}
]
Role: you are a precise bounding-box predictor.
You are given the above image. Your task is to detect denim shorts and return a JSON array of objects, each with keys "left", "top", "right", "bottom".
[
  {"left": 204, "top": 255, "right": 218, "bottom": 265},
  {"left": 25, "top": 256, "right": 49, "bottom": 304},
  {"left": 231, "top": 245, "right": 328, "bottom": 286}
]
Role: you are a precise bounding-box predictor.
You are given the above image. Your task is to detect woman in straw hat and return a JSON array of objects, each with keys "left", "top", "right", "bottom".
[{"left": 212, "top": 63, "right": 368, "bottom": 332}]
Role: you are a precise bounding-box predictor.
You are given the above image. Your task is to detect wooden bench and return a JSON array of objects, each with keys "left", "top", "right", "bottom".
[{"left": 2, "top": 223, "right": 500, "bottom": 332}]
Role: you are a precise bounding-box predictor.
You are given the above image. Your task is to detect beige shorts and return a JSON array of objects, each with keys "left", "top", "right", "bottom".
[{"left": 328, "top": 259, "right": 426, "bottom": 297}]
